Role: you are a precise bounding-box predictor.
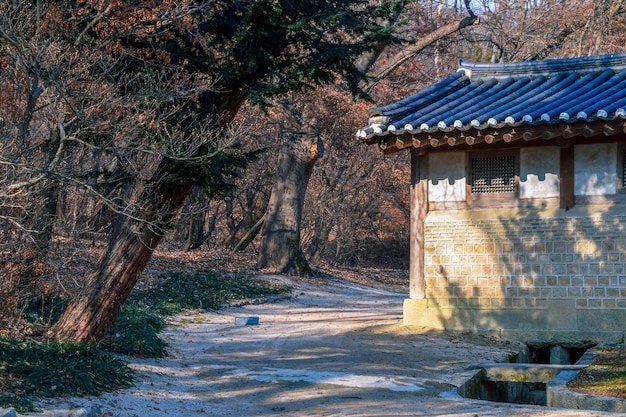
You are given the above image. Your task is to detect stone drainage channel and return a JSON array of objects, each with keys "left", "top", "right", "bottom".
[{"left": 456, "top": 344, "right": 626, "bottom": 413}]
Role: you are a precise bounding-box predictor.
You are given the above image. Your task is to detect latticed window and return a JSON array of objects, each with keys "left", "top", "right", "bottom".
[{"left": 470, "top": 154, "right": 517, "bottom": 194}]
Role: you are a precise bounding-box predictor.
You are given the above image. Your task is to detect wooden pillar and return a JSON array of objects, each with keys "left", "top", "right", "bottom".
[
  {"left": 410, "top": 148, "right": 428, "bottom": 299},
  {"left": 559, "top": 144, "right": 575, "bottom": 210}
]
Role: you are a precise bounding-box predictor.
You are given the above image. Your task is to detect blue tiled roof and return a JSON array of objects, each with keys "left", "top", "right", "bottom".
[{"left": 357, "top": 53, "right": 626, "bottom": 149}]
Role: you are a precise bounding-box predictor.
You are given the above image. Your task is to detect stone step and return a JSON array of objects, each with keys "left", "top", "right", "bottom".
[{"left": 468, "top": 363, "right": 586, "bottom": 383}]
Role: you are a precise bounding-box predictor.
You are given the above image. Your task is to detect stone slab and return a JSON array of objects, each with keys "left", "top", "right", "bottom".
[
  {"left": 547, "top": 348, "right": 626, "bottom": 412},
  {"left": 470, "top": 363, "right": 585, "bottom": 383}
]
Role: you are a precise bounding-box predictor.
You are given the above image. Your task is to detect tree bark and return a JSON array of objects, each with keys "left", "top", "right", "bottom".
[
  {"left": 182, "top": 187, "right": 210, "bottom": 252},
  {"left": 51, "top": 159, "right": 193, "bottom": 343},
  {"left": 304, "top": 213, "right": 334, "bottom": 260},
  {"left": 21, "top": 125, "right": 62, "bottom": 274},
  {"left": 25, "top": 181, "right": 59, "bottom": 259},
  {"left": 226, "top": 190, "right": 270, "bottom": 251},
  {"left": 257, "top": 111, "right": 324, "bottom": 276}
]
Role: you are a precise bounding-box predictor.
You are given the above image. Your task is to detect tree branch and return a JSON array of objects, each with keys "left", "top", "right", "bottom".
[
  {"left": 364, "top": 15, "right": 479, "bottom": 92},
  {"left": 74, "top": 4, "right": 112, "bottom": 47}
]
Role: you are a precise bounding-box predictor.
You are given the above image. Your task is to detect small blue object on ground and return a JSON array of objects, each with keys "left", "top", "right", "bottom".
[{"left": 235, "top": 317, "right": 259, "bottom": 325}]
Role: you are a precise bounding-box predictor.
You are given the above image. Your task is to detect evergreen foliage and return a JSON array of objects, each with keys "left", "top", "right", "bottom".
[
  {"left": 128, "top": 271, "right": 291, "bottom": 315},
  {"left": 0, "top": 339, "right": 132, "bottom": 412},
  {"left": 198, "top": 0, "right": 405, "bottom": 108},
  {"left": 65, "top": 0, "right": 406, "bottom": 200},
  {"left": 0, "top": 271, "right": 291, "bottom": 410}
]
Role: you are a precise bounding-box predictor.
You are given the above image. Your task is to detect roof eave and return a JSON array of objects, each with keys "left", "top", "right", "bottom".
[{"left": 365, "top": 120, "right": 626, "bottom": 154}]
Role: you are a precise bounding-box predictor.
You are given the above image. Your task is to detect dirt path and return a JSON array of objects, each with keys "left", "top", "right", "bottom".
[{"left": 29, "top": 276, "right": 625, "bottom": 416}]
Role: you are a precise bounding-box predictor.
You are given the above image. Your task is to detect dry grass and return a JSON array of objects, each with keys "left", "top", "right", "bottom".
[
  {"left": 0, "top": 236, "right": 409, "bottom": 341},
  {"left": 568, "top": 347, "right": 626, "bottom": 399}
]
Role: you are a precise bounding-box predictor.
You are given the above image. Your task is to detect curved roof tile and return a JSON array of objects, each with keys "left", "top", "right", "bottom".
[{"left": 357, "top": 53, "right": 626, "bottom": 142}]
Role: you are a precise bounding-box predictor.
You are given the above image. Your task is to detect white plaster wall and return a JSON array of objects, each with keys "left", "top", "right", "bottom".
[
  {"left": 428, "top": 152, "right": 466, "bottom": 202},
  {"left": 519, "top": 147, "right": 560, "bottom": 199},
  {"left": 574, "top": 143, "right": 617, "bottom": 196}
]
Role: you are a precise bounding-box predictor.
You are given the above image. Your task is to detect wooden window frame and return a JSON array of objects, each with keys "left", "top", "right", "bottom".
[{"left": 466, "top": 149, "right": 520, "bottom": 208}]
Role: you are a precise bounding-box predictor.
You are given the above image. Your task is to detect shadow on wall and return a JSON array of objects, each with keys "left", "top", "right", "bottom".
[{"left": 413, "top": 203, "right": 626, "bottom": 344}]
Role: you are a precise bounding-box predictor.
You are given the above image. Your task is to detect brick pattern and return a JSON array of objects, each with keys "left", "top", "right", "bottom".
[{"left": 424, "top": 214, "right": 626, "bottom": 309}]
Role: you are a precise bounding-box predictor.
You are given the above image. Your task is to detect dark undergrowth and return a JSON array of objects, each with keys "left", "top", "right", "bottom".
[
  {"left": 1, "top": 271, "right": 291, "bottom": 413},
  {"left": 0, "top": 339, "right": 132, "bottom": 413},
  {"left": 106, "top": 271, "right": 291, "bottom": 357}
]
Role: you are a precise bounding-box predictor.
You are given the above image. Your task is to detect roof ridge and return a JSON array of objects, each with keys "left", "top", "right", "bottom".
[{"left": 459, "top": 52, "right": 626, "bottom": 79}]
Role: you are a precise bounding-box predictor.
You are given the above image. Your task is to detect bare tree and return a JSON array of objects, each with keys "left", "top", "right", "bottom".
[
  {"left": 50, "top": 0, "right": 401, "bottom": 342},
  {"left": 257, "top": 98, "right": 324, "bottom": 275},
  {"left": 222, "top": 103, "right": 278, "bottom": 252},
  {"left": 255, "top": 0, "right": 480, "bottom": 274},
  {"left": 462, "top": 0, "right": 626, "bottom": 63}
]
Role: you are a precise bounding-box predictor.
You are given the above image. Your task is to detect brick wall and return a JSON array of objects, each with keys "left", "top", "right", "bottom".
[{"left": 424, "top": 208, "right": 626, "bottom": 311}]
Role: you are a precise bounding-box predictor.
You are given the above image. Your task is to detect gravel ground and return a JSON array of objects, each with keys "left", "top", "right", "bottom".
[{"left": 22, "top": 275, "right": 626, "bottom": 417}]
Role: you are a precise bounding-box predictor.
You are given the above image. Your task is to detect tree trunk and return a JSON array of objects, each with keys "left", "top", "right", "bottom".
[
  {"left": 21, "top": 126, "right": 62, "bottom": 273},
  {"left": 25, "top": 180, "right": 59, "bottom": 259},
  {"left": 12, "top": 71, "right": 57, "bottom": 266},
  {"left": 51, "top": 159, "right": 193, "bottom": 343},
  {"left": 303, "top": 165, "right": 336, "bottom": 261},
  {"left": 226, "top": 190, "right": 270, "bottom": 251},
  {"left": 183, "top": 187, "right": 209, "bottom": 252},
  {"left": 257, "top": 114, "right": 324, "bottom": 276},
  {"left": 305, "top": 214, "right": 334, "bottom": 261}
]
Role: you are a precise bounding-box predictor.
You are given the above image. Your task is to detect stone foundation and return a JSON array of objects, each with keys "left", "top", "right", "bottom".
[{"left": 403, "top": 298, "right": 625, "bottom": 344}]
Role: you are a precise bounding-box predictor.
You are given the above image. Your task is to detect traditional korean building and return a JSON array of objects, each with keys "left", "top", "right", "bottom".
[{"left": 357, "top": 53, "right": 626, "bottom": 344}]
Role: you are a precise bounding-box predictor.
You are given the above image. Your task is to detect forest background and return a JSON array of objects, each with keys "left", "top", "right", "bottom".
[{"left": 1, "top": 0, "right": 625, "bottom": 345}]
